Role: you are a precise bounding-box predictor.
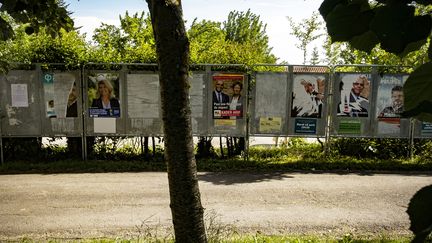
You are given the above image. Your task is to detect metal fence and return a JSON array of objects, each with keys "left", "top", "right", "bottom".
[{"left": 0, "top": 63, "right": 431, "bottom": 162}]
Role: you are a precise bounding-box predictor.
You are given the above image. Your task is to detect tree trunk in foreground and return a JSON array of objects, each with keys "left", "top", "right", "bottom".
[{"left": 146, "top": 1, "right": 207, "bottom": 242}]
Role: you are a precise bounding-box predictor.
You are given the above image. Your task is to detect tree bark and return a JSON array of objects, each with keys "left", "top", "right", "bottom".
[{"left": 146, "top": 1, "right": 207, "bottom": 242}]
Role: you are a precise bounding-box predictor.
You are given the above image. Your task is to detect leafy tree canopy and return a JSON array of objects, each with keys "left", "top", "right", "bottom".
[
  {"left": 189, "top": 10, "right": 277, "bottom": 66},
  {"left": 90, "top": 11, "right": 156, "bottom": 63},
  {"left": 1, "top": 25, "right": 88, "bottom": 67}
]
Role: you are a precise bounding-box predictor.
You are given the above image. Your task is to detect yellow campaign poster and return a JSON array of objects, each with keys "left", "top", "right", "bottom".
[
  {"left": 259, "top": 117, "right": 282, "bottom": 133},
  {"left": 214, "top": 119, "right": 236, "bottom": 127}
]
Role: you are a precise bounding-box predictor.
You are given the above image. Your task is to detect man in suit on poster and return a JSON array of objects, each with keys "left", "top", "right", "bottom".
[
  {"left": 212, "top": 79, "right": 230, "bottom": 104},
  {"left": 338, "top": 75, "right": 369, "bottom": 117},
  {"left": 212, "top": 79, "right": 230, "bottom": 119},
  {"left": 378, "top": 85, "right": 403, "bottom": 118}
]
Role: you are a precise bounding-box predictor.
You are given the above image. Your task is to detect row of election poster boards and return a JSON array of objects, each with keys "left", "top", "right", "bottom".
[
  {"left": 0, "top": 64, "right": 248, "bottom": 137},
  {"left": 0, "top": 64, "right": 431, "bottom": 139},
  {"left": 250, "top": 68, "right": 432, "bottom": 138}
]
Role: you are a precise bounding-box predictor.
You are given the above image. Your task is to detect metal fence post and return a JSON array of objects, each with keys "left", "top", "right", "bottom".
[
  {"left": 0, "top": 112, "right": 3, "bottom": 165},
  {"left": 409, "top": 118, "right": 415, "bottom": 161},
  {"left": 81, "top": 64, "right": 87, "bottom": 161},
  {"left": 324, "top": 67, "right": 334, "bottom": 157}
]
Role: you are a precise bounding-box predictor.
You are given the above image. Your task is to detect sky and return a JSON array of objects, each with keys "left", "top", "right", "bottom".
[{"left": 65, "top": 0, "right": 325, "bottom": 64}]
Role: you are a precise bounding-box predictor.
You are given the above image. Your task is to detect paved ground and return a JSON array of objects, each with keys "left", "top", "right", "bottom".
[{"left": 0, "top": 172, "right": 431, "bottom": 240}]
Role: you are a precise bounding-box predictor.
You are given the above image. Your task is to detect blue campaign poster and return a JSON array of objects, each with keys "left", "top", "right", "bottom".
[
  {"left": 421, "top": 122, "right": 432, "bottom": 136},
  {"left": 294, "top": 118, "right": 317, "bottom": 134}
]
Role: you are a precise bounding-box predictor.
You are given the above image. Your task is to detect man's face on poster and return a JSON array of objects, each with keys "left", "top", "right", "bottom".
[
  {"left": 215, "top": 80, "right": 224, "bottom": 92},
  {"left": 352, "top": 77, "right": 365, "bottom": 96},
  {"left": 391, "top": 90, "right": 403, "bottom": 108},
  {"left": 305, "top": 82, "right": 314, "bottom": 94}
]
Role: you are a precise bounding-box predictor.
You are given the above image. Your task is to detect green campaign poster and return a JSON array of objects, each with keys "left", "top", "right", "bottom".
[{"left": 338, "top": 119, "right": 361, "bottom": 134}]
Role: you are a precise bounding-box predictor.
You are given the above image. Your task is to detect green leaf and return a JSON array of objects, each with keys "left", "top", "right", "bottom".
[
  {"left": 403, "top": 62, "right": 432, "bottom": 122},
  {"left": 370, "top": 4, "right": 414, "bottom": 53},
  {"left": 325, "top": 4, "right": 373, "bottom": 42},
  {"left": 404, "top": 15, "right": 432, "bottom": 42},
  {"left": 370, "top": 5, "right": 431, "bottom": 55},
  {"left": 349, "top": 30, "right": 379, "bottom": 53},
  {"left": 319, "top": 0, "right": 347, "bottom": 19},
  {"left": 407, "top": 185, "right": 432, "bottom": 243}
]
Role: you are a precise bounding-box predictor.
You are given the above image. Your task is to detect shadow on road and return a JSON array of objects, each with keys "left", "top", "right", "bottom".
[
  {"left": 198, "top": 171, "right": 294, "bottom": 185},
  {"left": 197, "top": 170, "right": 432, "bottom": 185}
]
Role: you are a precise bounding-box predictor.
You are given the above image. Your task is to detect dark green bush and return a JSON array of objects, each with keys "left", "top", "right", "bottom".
[{"left": 330, "top": 138, "right": 429, "bottom": 160}]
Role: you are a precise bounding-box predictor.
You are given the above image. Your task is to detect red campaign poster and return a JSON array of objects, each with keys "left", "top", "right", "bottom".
[{"left": 211, "top": 74, "right": 244, "bottom": 122}]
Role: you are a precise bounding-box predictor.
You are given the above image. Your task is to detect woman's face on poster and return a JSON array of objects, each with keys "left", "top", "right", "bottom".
[
  {"left": 233, "top": 84, "right": 242, "bottom": 95},
  {"left": 98, "top": 82, "right": 110, "bottom": 98}
]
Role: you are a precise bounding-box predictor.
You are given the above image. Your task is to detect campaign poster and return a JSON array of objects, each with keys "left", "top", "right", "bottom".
[
  {"left": 376, "top": 75, "right": 407, "bottom": 135},
  {"left": 337, "top": 73, "right": 371, "bottom": 117},
  {"left": 42, "top": 72, "right": 78, "bottom": 118},
  {"left": 291, "top": 74, "right": 325, "bottom": 118},
  {"left": 212, "top": 73, "right": 245, "bottom": 127},
  {"left": 88, "top": 73, "right": 120, "bottom": 118}
]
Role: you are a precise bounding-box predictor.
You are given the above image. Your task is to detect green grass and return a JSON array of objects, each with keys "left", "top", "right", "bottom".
[
  {"left": 1, "top": 155, "right": 431, "bottom": 174},
  {"left": 1, "top": 147, "right": 431, "bottom": 174},
  {"left": 11, "top": 234, "right": 418, "bottom": 243}
]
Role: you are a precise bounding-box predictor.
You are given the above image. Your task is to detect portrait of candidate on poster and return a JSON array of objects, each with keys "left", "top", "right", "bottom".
[
  {"left": 43, "top": 72, "right": 79, "bottom": 118},
  {"left": 337, "top": 74, "right": 371, "bottom": 117},
  {"left": 291, "top": 75, "right": 325, "bottom": 118},
  {"left": 377, "top": 75, "right": 406, "bottom": 118},
  {"left": 376, "top": 75, "right": 407, "bottom": 135},
  {"left": 88, "top": 73, "right": 121, "bottom": 118},
  {"left": 212, "top": 74, "right": 244, "bottom": 120}
]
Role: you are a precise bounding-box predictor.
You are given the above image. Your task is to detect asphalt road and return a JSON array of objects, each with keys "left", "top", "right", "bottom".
[{"left": 0, "top": 172, "right": 431, "bottom": 240}]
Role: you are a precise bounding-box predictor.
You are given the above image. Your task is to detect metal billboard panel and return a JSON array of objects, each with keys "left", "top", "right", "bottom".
[
  {"left": 0, "top": 70, "right": 41, "bottom": 136},
  {"left": 288, "top": 73, "right": 328, "bottom": 136},
  {"left": 125, "top": 72, "right": 163, "bottom": 136},
  {"left": 250, "top": 72, "right": 288, "bottom": 135},
  {"left": 189, "top": 72, "right": 207, "bottom": 135}
]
